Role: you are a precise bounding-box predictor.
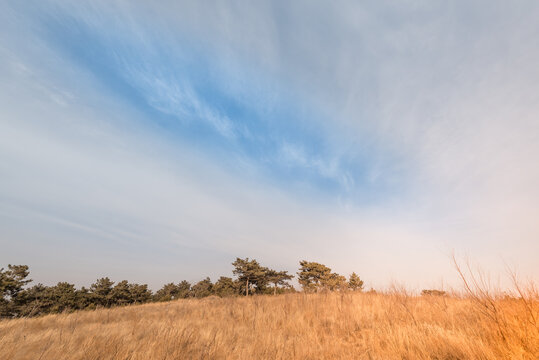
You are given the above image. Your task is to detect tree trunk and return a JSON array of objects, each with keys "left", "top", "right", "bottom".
[
  {"left": 274, "top": 284, "right": 277, "bottom": 295},
  {"left": 245, "top": 279, "right": 249, "bottom": 296}
]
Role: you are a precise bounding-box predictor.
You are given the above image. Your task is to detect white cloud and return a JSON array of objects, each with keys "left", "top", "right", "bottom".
[{"left": 1, "top": 0, "right": 538, "bottom": 288}]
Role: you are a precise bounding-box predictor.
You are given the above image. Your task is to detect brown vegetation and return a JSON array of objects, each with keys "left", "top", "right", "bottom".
[{"left": 1, "top": 288, "right": 537, "bottom": 360}]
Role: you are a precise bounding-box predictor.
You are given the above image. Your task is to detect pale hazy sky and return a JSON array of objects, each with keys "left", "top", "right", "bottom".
[{"left": 1, "top": 1, "right": 538, "bottom": 290}]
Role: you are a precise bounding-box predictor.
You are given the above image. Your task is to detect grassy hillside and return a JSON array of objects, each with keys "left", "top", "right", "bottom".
[{"left": 1, "top": 291, "right": 537, "bottom": 359}]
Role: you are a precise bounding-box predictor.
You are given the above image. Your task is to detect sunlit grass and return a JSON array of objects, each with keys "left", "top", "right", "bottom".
[{"left": 1, "top": 288, "right": 537, "bottom": 359}]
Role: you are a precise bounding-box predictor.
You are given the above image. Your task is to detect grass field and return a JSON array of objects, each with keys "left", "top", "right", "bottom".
[{"left": 1, "top": 289, "right": 538, "bottom": 360}]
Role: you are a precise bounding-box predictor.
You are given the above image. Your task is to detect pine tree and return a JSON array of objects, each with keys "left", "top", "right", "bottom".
[
  {"left": 191, "top": 277, "right": 213, "bottom": 298},
  {"left": 90, "top": 277, "right": 114, "bottom": 307},
  {"left": 232, "top": 258, "right": 268, "bottom": 296},
  {"left": 213, "top": 276, "right": 237, "bottom": 297},
  {"left": 14, "top": 284, "right": 51, "bottom": 317},
  {"left": 49, "top": 282, "right": 79, "bottom": 312},
  {"left": 266, "top": 270, "right": 294, "bottom": 295},
  {"left": 297, "top": 261, "right": 332, "bottom": 292},
  {"left": 326, "top": 273, "right": 347, "bottom": 291},
  {"left": 129, "top": 283, "right": 152, "bottom": 303},
  {"left": 176, "top": 281, "right": 191, "bottom": 299},
  {"left": 0, "top": 265, "right": 32, "bottom": 317},
  {"left": 76, "top": 286, "right": 91, "bottom": 309},
  {"left": 348, "top": 272, "right": 364, "bottom": 291},
  {"left": 154, "top": 283, "right": 180, "bottom": 302},
  {"left": 111, "top": 280, "right": 132, "bottom": 306}
]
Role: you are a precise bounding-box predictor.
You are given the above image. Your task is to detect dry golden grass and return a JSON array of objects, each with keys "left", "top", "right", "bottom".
[{"left": 1, "top": 290, "right": 538, "bottom": 360}]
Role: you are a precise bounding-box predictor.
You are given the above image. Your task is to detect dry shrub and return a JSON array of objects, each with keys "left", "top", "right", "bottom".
[{"left": 452, "top": 255, "right": 539, "bottom": 357}]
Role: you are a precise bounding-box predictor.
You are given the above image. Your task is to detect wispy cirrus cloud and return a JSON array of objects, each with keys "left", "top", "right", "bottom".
[
  {"left": 1, "top": 0, "right": 538, "bottom": 288},
  {"left": 20, "top": 1, "right": 372, "bottom": 193}
]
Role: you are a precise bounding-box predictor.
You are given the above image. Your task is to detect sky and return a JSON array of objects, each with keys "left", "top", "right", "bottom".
[{"left": 1, "top": 0, "right": 538, "bottom": 290}]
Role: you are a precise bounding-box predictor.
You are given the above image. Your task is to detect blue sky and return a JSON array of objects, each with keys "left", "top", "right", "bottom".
[{"left": 1, "top": 1, "right": 538, "bottom": 289}]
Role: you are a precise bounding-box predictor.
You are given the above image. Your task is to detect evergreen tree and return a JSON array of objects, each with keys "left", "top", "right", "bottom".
[
  {"left": 76, "top": 286, "right": 91, "bottom": 309},
  {"left": 129, "top": 284, "right": 152, "bottom": 303},
  {"left": 111, "top": 280, "right": 132, "bottom": 306},
  {"left": 154, "top": 283, "right": 180, "bottom": 302},
  {"left": 15, "top": 284, "right": 52, "bottom": 317},
  {"left": 176, "top": 280, "right": 191, "bottom": 299},
  {"left": 2, "top": 259, "right": 366, "bottom": 318},
  {"left": 49, "top": 282, "right": 79, "bottom": 313},
  {"left": 15, "top": 282, "right": 89, "bottom": 316},
  {"left": 213, "top": 276, "right": 237, "bottom": 297},
  {"left": 348, "top": 273, "right": 364, "bottom": 291},
  {"left": 90, "top": 277, "right": 114, "bottom": 307},
  {"left": 266, "top": 270, "right": 294, "bottom": 295},
  {"left": 191, "top": 277, "right": 213, "bottom": 298},
  {"left": 0, "top": 265, "right": 32, "bottom": 317},
  {"left": 297, "top": 261, "right": 332, "bottom": 292},
  {"left": 325, "top": 273, "right": 347, "bottom": 291},
  {"left": 232, "top": 258, "right": 267, "bottom": 296}
]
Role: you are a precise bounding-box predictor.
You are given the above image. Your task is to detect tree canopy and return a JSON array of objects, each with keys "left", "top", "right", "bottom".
[
  {"left": 348, "top": 272, "right": 364, "bottom": 291},
  {"left": 297, "top": 261, "right": 332, "bottom": 292},
  {"left": 232, "top": 258, "right": 268, "bottom": 296},
  {"left": 1, "top": 259, "right": 364, "bottom": 318}
]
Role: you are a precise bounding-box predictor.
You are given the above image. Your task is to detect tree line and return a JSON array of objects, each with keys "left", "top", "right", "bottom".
[{"left": 0, "top": 258, "right": 364, "bottom": 318}]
